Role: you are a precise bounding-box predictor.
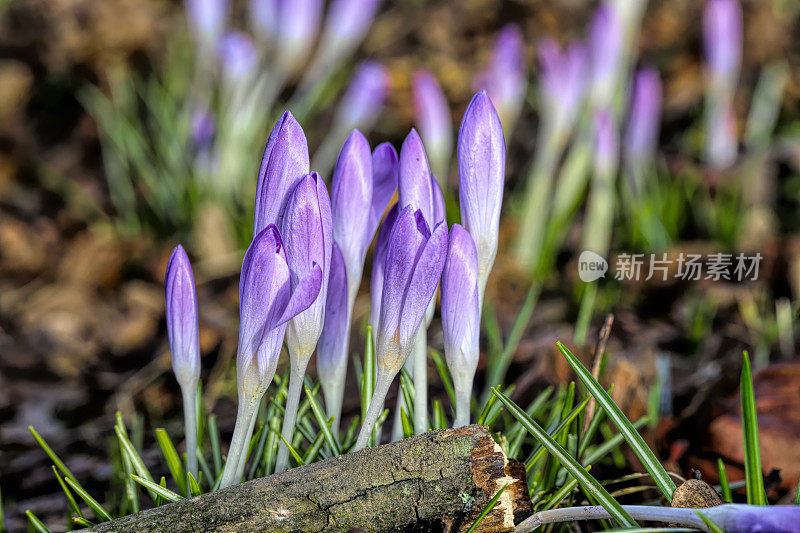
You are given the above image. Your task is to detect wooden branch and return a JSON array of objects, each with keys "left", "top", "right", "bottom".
[{"left": 88, "top": 425, "right": 532, "bottom": 532}]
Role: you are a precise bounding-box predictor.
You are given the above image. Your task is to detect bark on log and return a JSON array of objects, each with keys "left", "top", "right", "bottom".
[{"left": 88, "top": 425, "right": 532, "bottom": 532}]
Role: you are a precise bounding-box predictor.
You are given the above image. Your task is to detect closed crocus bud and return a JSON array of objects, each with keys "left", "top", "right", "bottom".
[
  {"left": 704, "top": 0, "right": 742, "bottom": 88},
  {"left": 330, "top": 130, "right": 373, "bottom": 305},
  {"left": 473, "top": 24, "right": 527, "bottom": 136},
  {"left": 625, "top": 68, "right": 662, "bottom": 168},
  {"left": 368, "top": 142, "right": 400, "bottom": 242},
  {"left": 458, "top": 91, "right": 505, "bottom": 303},
  {"left": 369, "top": 203, "right": 399, "bottom": 337},
  {"left": 221, "top": 225, "right": 320, "bottom": 488},
  {"left": 254, "top": 111, "right": 310, "bottom": 237},
  {"left": 700, "top": 504, "right": 800, "bottom": 533},
  {"left": 354, "top": 206, "right": 448, "bottom": 450},
  {"left": 334, "top": 61, "right": 389, "bottom": 133},
  {"left": 413, "top": 70, "right": 452, "bottom": 183},
  {"left": 589, "top": 3, "right": 623, "bottom": 107},
  {"left": 186, "top": 0, "right": 227, "bottom": 49},
  {"left": 276, "top": 0, "right": 323, "bottom": 71},
  {"left": 441, "top": 225, "right": 479, "bottom": 428},
  {"left": 275, "top": 172, "right": 332, "bottom": 473},
  {"left": 165, "top": 245, "right": 202, "bottom": 480},
  {"left": 399, "top": 129, "right": 436, "bottom": 227},
  {"left": 218, "top": 32, "right": 258, "bottom": 83},
  {"left": 316, "top": 242, "right": 348, "bottom": 428},
  {"left": 538, "top": 38, "right": 589, "bottom": 141}
]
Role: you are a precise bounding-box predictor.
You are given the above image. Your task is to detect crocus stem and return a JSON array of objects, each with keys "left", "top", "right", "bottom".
[
  {"left": 514, "top": 505, "right": 708, "bottom": 533},
  {"left": 219, "top": 394, "right": 260, "bottom": 488},
  {"left": 454, "top": 383, "right": 472, "bottom": 428},
  {"left": 390, "top": 356, "right": 414, "bottom": 441},
  {"left": 274, "top": 355, "right": 311, "bottom": 473},
  {"left": 353, "top": 374, "right": 391, "bottom": 451},
  {"left": 180, "top": 385, "right": 198, "bottom": 484},
  {"left": 321, "top": 359, "right": 346, "bottom": 437},
  {"left": 232, "top": 401, "right": 261, "bottom": 483},
  {"left": 412, "top": 328, "right": 428, "bottom": 435}
]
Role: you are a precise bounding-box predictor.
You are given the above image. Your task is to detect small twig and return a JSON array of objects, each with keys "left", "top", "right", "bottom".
[{"left": 583, "top": 314, "right": 614, "bottom": 429}]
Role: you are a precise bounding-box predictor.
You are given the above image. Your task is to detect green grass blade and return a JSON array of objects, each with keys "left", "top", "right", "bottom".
[
  {"left": 717, "top": 459, "right": 732, "bottom": 503},
  {"left": 400, "top": 408, "right": 413, "bottom": 439},
  {"left": 247, "top": 420, "right": 270, "bottom": 480},
  {"left": 187, "top": 472, "right": 202, "bottom": 497},
  {"left": 525, "top": 395, "right": 591, "bottom": 472},
  {"left": 741, "top": 351, "right": 767, "bottom": 505},
  {"left": 695, "top": 510, "right": 724, "bottom": 533},
  {"left": 0, "top": 484, "right": 4, "bottom": 533},
  {"left": 51, "top": 466, "right": 83, "bottom": 519},
  {"left": 64, "top": 477, "right": 112, "bottom": 522},
  {"left": 541, "top": 467, "right": 586, "bottom": 510},
  {"left": 581, "top": 417, "right": 648, "bottom": 466},
  {"left": 73, "top": 516, "right": 94, "bottom": 528},
  {"left": 130, "top": 475, "right": 183, "bottom": 503},
  {"left": 29, "top": 427, "right": 77, "bottom": 484},
  {"left": 279, "top": 435, "right": 304, "bottom": 467},
  {"left": 208, "top": 415, "right": 223, "bottom": 478},
  {"left": 492, "top": 387, "right": 638, "bottom": 528},
  {"left": 432, "top": 400, "right": 447, "bottom": 430},
  {"left": 113, "top": 424, "right": 157, "bottom": 501},
  {"left": 25, "top": 510, "right": 50, "bottom": 533},
  {"left": 429, "top": 349, "right": 456, "bottom": 408},
  {"left": 302, "top": 431, "right": 326, "bottom": 464},
  {"left": 115, "top": 413, "right": 140, "bottom": 512},
  {"left": 304, "top": 385, "right": 341, "bottom": 456},
  {"left": 556, "top": 342, "right": 677, "bottom": 501},
  {"left": 155, "top": 428, "right": 188, "bottom": 496},
  {"left": 465, "top": 485, "right": 508, "bottom": 533}
]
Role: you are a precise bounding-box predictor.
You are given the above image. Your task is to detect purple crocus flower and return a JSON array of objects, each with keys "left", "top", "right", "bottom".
[
  {"left": 253, "top": 111, "right": 310, "bottom": 237},
  {"left": 624, "top": 67, "right": 662, "bottom": 167},
  {"left": 165, "top": 245, "right": 202, "bottom": 479},
  {"left": 457, "top": 91, "right": 505, "bottom": 302},
  {"left": 413, "top": 70, "right": 452, "bottom": 183},
  {"left": 369, "top": 203, "right": 399, "bottom": 336},
  {"left": 441, "top": 225, "right": 479, "bottom": 428},
  {"left": 704, "top": 0, "right": 742, "bottom": 87},
  {"left": 354, "top": 205, "right": 448, "bottom": 450},
  {"left": 218, "top": 32, "right": 259, "bottom": 82},
  {"left": 276, "top": 0, "right": 323, "bottom": 70},
  {"left": 399, "top": 129, "right": 436, "bottom": 227},
  {"left": 538, "top": 38, "right": 589, "bottom": 140},
  {"left": 220, "top": 225, "right": 320, "bottom": 487},
  {"left": 369, "top": 142, "right": 400, "bottom": 239},
  {"left": 334, "top": 61, "right": 389, "bottom": 133},
  {"left": 186, "top": 0, "right": 227, "bottom": 48},
  {"left": 473, "top": 24, "right": 527, "bottom": 135},
  {"left": 595, "top": 111, "right": 619, "bottom": 177},
  {"left": 316, "top": 242, "right": 349, "bottom": 429},
  {"left": 588, "top": 3, "right": 623, "bottom": 107},
  {"left": 704, "top": 504, "right": 800, "bottom": 532},
  {"left": 274, "top": 172, "right": 332, "bottom": 473}
]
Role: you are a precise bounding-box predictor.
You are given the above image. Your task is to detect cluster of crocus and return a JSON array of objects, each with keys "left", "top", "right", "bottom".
[{"left": 166, "top": 92, "right": 503, "bottom": 482}]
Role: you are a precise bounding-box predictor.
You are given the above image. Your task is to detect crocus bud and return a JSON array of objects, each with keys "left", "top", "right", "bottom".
[
  {"left": 441, "top": 225, "right": 479, "bottom": 427},
  {"left": 282, "top": 173, "right": 332, "bottom": 358},
  {"left": 399, "top": 129, "right": 436, "bottom": 227},
  {"left": 457, "top": 91, "right": 505, "bottom": 302},
  {"left": 316, "top": 242, "right": 349, "bottom": 426},
  {"left": 186, "top": 0, "right": 227, "bottom": 49},
  {"left": 538, "top": 38, "right": 589, "bottom": 141},
  {"left": 165, "top": 245, "right": 201, "bottom": 388},
  {"left": 588, "top": 3, "right": 623, "bottom": 107},
  {"left": 413, "top": 70, "right": 452, "bottom": 183},
  {"left": 369, "top": 203, "right": 399, "bottom": 335},
  {"left": 354, "top": 206, "right": 448, "bottom": 450},
  {"left": 276, "top": 0, "right": 323, "bottom": 72},
  {"left": 473, "top": 24, "right": 527, "bottom": 135},
  {"left": 595, "top": 111, "right": 619, "bottom": 177},
  {"left": 704, "top": 0, "right": 742, "bottom": 88},
  {"left": 218, "top": 32, "right": 258, "bottom": 83},
  {"left": 698, "top": 504, "right": 800, "bottom": 533},
  {"left": 254, "top": 111, "right": 310, "bottom": 237},
  {"left": 368, "top": 142, "right": 400, "bottom": 242},
  {"left": 432, "top": 175, "right": 446, "bottom": 226},
  {"left": 330, "top": 129, "right": 373, "bottom": 304},
  {"left": 334, "top": 61, "right": 389, "bottom": 133},
  {"left": 624, "top": 68, "right": 662, "bottom": 167}
]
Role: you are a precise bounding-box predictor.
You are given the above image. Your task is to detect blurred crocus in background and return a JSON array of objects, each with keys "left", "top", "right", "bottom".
[
  {"left": 704, "top": 0, "right": 742, "bottom": 170},
  {"left": 354, "top": 206, "right": 448, "bottom": 451},
  {"left": 274, "top": 173, "right": 332, "bottom": 473},
  {"left": 458, "top": 91, "right": 506, "bottom": 305},
  {"left": 164, "top": 245, "right": 201, "bottom": 481},
  {"left": 413, "top": 70, "right": 453, "bottom": 186},
  {"left": 274, "top": 0, "right": 323, "bottom": 77},
  {"left": 581, "top": 111, "right": 619, "bottom": 259},
  {"left": 624, "top": 67, "right": 662, "bottom": 193},
  {"left": 312, "top": 61, "right": 390, "bottom": 173},
  {"left": 249, "top": 0, "right": 278, "bottom": 46},
  {"left": 187, "top": 0, "right": 228, "bottom": 55},
  {"left": 473, "top": 24, "right": 527, "bottom": 138},
  {"left": 441, "top": 225, "right": 480, "bottom": 428},
  {"left": 588, "top": 2, "right": 623, "bottom": 111}
]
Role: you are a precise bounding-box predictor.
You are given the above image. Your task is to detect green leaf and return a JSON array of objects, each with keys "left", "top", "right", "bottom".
[
  {"left": 740, "top": 351, "right": 767, "bottom": 505},
  {"left": 0, "top": 484, "right": 4, "bottom": 533},
  {"left": 432, "top": 400, "right": 447, "bottom": 430},
  {"left": 130, "top": 475, "right": 184, "bottom": 503},
  {"left": 556, "top": 342, "right": 677, "bottom": 501},
  {"left": 155, "top": 428, "right": 187, "bottom": 496},
  {"left": 525, "top": 394, "right": 591, "bottom": 472},
  {"left": 187, "top": 472, "right": 202, "bottom": 497},
  {"left": 279, "top": 434, "right": 304, "bottom": 467},
  {"left": 304, "top": 385, "right": 341, "bottom": 456},
  {"left": 360, "top": 326, "right": 376, "bottom": 421},
  {"left": 695, "top": 510, "right": 725, "bottom": 533},
  {"left": 113, "top": 424, "right": 158, "bottom": 502},
  {"left": 302, "top": 430, "right": 326, "bottom": 465},
  {"left": 717, "top": 459, "right": 732, "bottom": 503},
  {"left": 50, "top": 466, "right": 83, "bottom": 519},
  {"left": 400, "top": 408, "right": 413, "bottom": 439},
  {"left": 465, "top": 485, "right": 508, "bottom": 533},
  {"left": 115, "top": 413, "right": 140, "bottom": 513},
  {"left": 29, "top": 427, "right": 78, "bottom": 484},
  {"left": 63, "top": 477, "right": 112, "bottom": 522},
  {"left": 541, "top": 468, "right": 584, "bottom": 510},
  {"left": 25, "top": 510, "right": 50, "bottom": 533},
  {"left": 429, "top": 349, "right": 456, "bottom": 408},
  {"left": 208, "top": 415, "right": 223, "bottom": 478},
  {"left": 72, "top": 516, "right": 94, "bottom": 528},
  {"left": 491, "top": 387, "right": 638, "bottom": 528}
]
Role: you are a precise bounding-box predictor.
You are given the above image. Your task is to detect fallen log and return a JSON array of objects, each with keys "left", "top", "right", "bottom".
[{"left": 88, "top": 425, "right": 531, "bottom": 532}]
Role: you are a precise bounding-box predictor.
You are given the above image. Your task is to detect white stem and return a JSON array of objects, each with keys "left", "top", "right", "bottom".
[
  {"left": 219, "top": 394, "right": 260, "bottom": 489},
  {"left": 353, "top": 373, "right": 391, "bottom": 451},
  {"left": 514, "top": 505, "right": 709, "bottom": 533},
  {"left": 412, "top": 328, "right": 428, "bottom": 435},
  {"left": 180, "top": 385, "right": 198, "bottom": 485},
  {"left": 274, "top": 355, "right": 310, "bottom": 473},
  {"left": 390, "top": 356, "right": 414, "bottom": 441},
  {"left": 454, "top": 383, "right": 472, "bottom": 428}
]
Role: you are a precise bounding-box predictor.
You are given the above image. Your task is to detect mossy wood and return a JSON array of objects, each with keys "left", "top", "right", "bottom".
[{"left": 88, "top": 425, "right": 532, "bottom": 532}]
